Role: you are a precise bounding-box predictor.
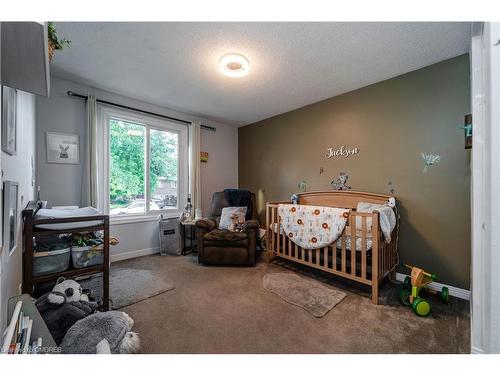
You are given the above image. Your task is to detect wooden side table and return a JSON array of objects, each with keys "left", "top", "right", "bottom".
[{"left": 179, "top": 220, "right": 197, "bottom": 255}]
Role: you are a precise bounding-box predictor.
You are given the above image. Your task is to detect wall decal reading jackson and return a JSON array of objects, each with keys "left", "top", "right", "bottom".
[{"left": 325, "top": 145, "right": 360, "bottom": 158}]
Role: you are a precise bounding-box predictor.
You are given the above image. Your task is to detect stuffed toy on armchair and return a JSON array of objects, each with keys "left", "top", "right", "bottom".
[{"left": 35, "top": 278, "right": 98, "bottom": 345}]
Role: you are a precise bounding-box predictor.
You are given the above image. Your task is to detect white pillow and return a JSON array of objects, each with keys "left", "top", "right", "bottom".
[{"left": 219, "top": 207, "right": 247, "bottom": 230}]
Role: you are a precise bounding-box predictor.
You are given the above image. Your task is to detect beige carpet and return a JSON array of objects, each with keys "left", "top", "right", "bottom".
[
  {"left": 115, "top": 254, "right": 470, "bottom": 354},
  {"left": 263, "top": 272, "right": 346, "bottom": 317}
]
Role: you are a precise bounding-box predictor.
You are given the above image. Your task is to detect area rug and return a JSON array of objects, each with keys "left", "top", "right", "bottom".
[
  {"left": 110, "top": 267, "right": 175, "bottom": 309},
  {"left": 263, "top": 272, "right": 346, "bottom": 317}
]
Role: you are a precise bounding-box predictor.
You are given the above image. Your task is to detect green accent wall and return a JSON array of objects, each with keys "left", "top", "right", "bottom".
[{"left": 238, "top": 54, "right": 471, "bottom": 289}]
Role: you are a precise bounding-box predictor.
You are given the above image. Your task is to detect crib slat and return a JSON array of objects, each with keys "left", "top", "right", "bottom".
[
  {"left": 271, "top": 207, "right": 275, "bottom": 254},
  {"left": 281, "top": 223, "right": 286, "bottom": 256},
  {"left": 341, "top": 232, "right": 346, "bottom": 273},
  {"left": 332, "top": 242, "right": 337, "bottom": 270},
  {"left": 350, "top": 215, "right": 356, "bottom": 276},
  {"left": 316, "top": 248, "right": 321, "bottom": 266},
  {"left": 276, "top": 210, "right": 281, "bottom": 254},
  {"left": 361, "top": 216, "right": 367, "bottom": 279},
  {"left": 324, "top": 246, "right": 329, "bottom": 268},
  {"left": 288, "top": 234, "right": 292, "bottom": 257}
]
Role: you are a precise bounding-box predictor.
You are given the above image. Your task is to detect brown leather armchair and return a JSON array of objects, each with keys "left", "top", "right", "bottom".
[{"left": 195, "top": 191, "right": 259, "bottom": 266}]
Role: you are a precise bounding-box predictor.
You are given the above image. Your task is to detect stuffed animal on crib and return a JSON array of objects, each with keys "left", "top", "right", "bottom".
[
  {"left": 228, "top": 212, "right": 245, "bottom": 232},
  {"left": 60, "top": 311, "right": 140, "bottom": 354},
  {"left": 388, "top": 197, "right": 396, "bottom": 208},
  {"left": 35, "top": 278, "right": 98, "bottom": 345},
  {"left": 331, "top": 172, "right": 351, "bottom": 190}
]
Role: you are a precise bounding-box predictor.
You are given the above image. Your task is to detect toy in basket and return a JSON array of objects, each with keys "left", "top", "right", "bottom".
[{"left": 399, "top": 264, "right": 449, "bottom": 317}]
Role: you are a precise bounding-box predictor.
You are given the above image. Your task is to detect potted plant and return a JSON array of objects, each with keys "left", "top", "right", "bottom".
[{"left": 47, "top": 22, "right": 71, "bottom": 61}]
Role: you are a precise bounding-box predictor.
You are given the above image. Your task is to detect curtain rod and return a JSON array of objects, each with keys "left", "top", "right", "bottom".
[{"left": 66, "top": 91, "right": 216, "bottom": 132}]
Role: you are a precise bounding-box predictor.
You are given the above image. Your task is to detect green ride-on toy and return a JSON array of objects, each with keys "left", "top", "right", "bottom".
[{"left": 399, "top": 264, "right": 449, "bottom": 317}]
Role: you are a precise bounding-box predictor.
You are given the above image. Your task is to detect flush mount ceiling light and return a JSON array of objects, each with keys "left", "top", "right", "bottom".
[{"left": 219, "top": 53, "right": 250, "bottom": 78}]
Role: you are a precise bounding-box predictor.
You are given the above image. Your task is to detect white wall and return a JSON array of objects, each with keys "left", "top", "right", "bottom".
[
  {"left": 36, "top": 76, "right": 238, "bottom": 259},
  {"left": 0, "top": 90, "right": 36, "bottom": 331}
]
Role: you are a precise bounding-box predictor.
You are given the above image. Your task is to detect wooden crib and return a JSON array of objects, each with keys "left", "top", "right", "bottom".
[{"left": 266, "top": 191, "right": 399, "bottom": 304}]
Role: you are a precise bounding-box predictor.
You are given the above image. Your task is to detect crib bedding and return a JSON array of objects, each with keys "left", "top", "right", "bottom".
[
  {"left": 35, "top": 207, "right": 102, "bottom": 230},
  {"left": 277, "top": 204, "right": 349, "bottom": 250},
  {"left": 335, "top": 235, "right": 373, "bottom": 252},
  {"left": 270, "top": 223, "right": 373, "bottom": 252},
  {"left": 271, "top": 200, "right": 395, "bottom": 251},
  {"left": 356, "top": 202, "right": 396, "bottom": 243}
]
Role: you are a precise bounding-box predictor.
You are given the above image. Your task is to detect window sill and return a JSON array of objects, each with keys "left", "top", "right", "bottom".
[{"left": 110, "top": 211, "right": 180, "bottom": 226}]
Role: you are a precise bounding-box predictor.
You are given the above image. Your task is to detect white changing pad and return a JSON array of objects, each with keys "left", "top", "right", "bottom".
[{"left": 35, "top": 207, "right": 102, "bottom": 230}]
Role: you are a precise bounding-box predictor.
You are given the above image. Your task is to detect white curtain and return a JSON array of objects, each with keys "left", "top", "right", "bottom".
[
  {"left": 81, "top": 95, "right": 99, "bottom": 208},
  {"left": 189, "top": 120, "right": 202, "bottom": 213}
]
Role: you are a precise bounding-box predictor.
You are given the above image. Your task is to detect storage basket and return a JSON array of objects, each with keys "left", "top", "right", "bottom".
[
  {"left": 48, "top": 40, "right": 55, "bottom": 61},
  {"left": 159, "top": 217, "right": 182, "bottom": 256},
  {"left": 33, "top": 246, "right": 70, "bottom": 277},
  {"left": 71, "top": 245, "right": 103, "bottom": 269}
]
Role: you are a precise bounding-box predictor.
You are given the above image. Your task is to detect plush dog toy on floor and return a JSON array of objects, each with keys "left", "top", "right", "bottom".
[
  {"left": 35, "top": 278, "right": 97, "bottom": 344},
  {"left": 60, "top": 311, "right": 141, "bottom": 354}
]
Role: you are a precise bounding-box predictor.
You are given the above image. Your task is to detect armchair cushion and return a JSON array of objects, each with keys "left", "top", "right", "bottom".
[
  {"left": 242, "top": 219, "right": 259, "bottom": 232},
  {"left": 195, "top": 218, "right": 217, "bottom": 232},
  {"left": 203, "top": 229, "right": 248, "bottom": 243}
]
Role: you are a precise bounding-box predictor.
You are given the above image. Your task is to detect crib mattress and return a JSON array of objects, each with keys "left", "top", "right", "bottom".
[
  {"left": 35, "top": 207, "right": 102, "bottom": 230},
  {"left": 270, "top": 223, "right": 373, "bottom": 251}
]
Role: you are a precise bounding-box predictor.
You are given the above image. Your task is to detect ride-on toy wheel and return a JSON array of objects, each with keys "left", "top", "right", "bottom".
[
  {"left": 399, "top": 289, "right": 412, "bottom": 306},
  {"left": 412, "top": 297, "right": 431, "bottom": 317},
  {"left": 403, "top": 276, "right": 411, "bottom": 290},
  {"left": 441, "top": 287, "right": 450, "bottom": 304}
]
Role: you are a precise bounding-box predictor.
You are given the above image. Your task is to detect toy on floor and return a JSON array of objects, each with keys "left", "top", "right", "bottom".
[
  {"left": 35, "top": 278, "right": 98, "bottom": 344},
  {"left": 60, "top": 311, "right": 140, "bottom": 354},
  {"left": 399, "top": 264, "right": 449, "bottom": 317}
]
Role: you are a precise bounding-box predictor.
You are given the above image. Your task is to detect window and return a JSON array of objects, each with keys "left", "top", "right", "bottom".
[
  {"left": 103, "top": 107, "right": 187, "bottom": 219},
  {"left": 149, "top": 129, "right": 178, "bottom": 211}
]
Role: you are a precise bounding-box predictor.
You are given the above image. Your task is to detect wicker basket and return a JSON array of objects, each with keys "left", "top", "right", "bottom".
[{"left": 48, "top": 40, "right": 56, "bottom": 62}]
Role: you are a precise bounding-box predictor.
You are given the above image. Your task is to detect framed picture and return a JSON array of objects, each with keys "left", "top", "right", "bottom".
[
  {"left": 46, "top": 132, "right": 80, "bottom": 164},
  {"left": 1, "top": 86, "right": 17, "bottom": 155},
  {"left": 464, "top": 114, "right": 472, "bottom": 149},
  {"left": 3, "top": 181, "right": 19, "bottom": 255}
]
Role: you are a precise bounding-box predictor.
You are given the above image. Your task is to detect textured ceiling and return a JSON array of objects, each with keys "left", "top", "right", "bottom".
[{"left": 51, "top": 22, "right": 471, "bottom": 126}]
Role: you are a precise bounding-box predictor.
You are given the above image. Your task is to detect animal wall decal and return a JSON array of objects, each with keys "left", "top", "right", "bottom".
[
  {"left": 298, "top": 180, "right": 308, "bottom": 192},
  {"left": 331, "top": 172, "right": 351, "bottom": 190},
  {"left": 421, "top": 153, "right": 441, "bottom": 173}
]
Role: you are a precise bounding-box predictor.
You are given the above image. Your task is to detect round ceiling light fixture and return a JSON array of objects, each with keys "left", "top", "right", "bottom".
[{"left": 219, "top": 53, "right": 250, "bottom": 78}]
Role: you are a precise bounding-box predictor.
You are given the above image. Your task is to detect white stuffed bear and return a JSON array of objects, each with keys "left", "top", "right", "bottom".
[{"left": 388, "top": 197, "right": 396, "bottom": 208}]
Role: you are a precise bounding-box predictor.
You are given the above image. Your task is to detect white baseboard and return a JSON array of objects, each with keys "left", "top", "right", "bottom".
[
  {"left": 110, "top": 247, "right": 159, "bottom": 263},
  {"left": 395, "top": 272, "right": 470, "bottom": 301}
]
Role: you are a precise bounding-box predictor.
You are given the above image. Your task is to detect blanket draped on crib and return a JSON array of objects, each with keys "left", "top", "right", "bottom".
[
  {"left": 278, "top": 204, "right": 349, "bottom": 250},
  {"left": 356, "top": 202, "right": 396, "bottom": 243}
]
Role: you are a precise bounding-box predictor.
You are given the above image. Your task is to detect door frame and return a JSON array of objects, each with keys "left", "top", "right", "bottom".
[{"left": 470, "top": 22, "right": 500, "bottom": 354}]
